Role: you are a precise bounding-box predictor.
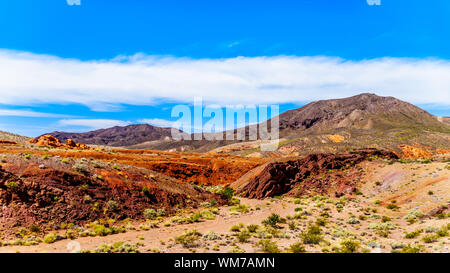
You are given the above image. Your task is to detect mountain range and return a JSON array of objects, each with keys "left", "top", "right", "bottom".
[
  {"left": 48, "top": 124, "right": 183, "bottom": 147},
  {"left": 37, "top": 93, "right": 450, "bottom": 153}
]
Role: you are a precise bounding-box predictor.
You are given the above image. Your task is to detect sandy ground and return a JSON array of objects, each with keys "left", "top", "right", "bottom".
[
  {"left": 1, "top": 161, "right": 449, "bottom": 253},
  {"left": 0, "top": 199, "right": 296, "bottom": 253}
]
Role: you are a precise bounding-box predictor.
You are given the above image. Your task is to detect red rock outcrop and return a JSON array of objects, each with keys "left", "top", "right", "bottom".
[
  {"left": 28, "top": 134, "right": 62, "bottom": 147},
  {"left": 237, "top": 149, "right": 398, "bottom": 199},
  {"left": 28, "top": 135, "right": 93, "bottom": 150},
  {"left": 0, "top": 163, "right": 227, "bottom": 232},
  {"left": 0, "top": 140, "right": 17, "bottom": 145}
]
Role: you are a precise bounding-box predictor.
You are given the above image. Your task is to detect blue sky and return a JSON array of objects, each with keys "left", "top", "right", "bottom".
[{"left": 0, "top": 0, "right": 449, "bottom": 137}]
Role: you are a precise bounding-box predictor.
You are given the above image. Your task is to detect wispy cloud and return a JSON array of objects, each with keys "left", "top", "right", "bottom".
[
  {"left": 0, "top": 50, "right": 449, "bottom": 109},
  {"left": 58, "top": 119, "right": 130, "bottom": 130},
  {"left": 0, "top": 109, "right": 73, "bottom": 118},
  {"left": 226, "top": 41, "right": 242, "bottom": 48},
  {"left": 138, "top": 118, "right": 175, "bottom": 128}
]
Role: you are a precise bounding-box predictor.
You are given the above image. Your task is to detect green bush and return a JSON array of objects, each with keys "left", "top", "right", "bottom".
[
  {"left": 144, "top": 208, "right": 157, "bottom": 219},
  {"left": 93, "top": 242, "right": 139, "bottom": 253},
  {"left": 43, "top": 233, "right": 58, "bottom": 244},
  {"left": 301, "top": 225, "right": 322, "bottom": 245},
  {"left": 106, "top": 200, "right": 118, "bottom": 211},
  {"left": 230, "top": 223, "right": 244, "bottom": 232},
  {"left": 262, "top": 213, "right": 282, "bottom": 228},
  {"left": 237, "top": 231, "right": 251, "bottom": 243},
  {"left": 175, "top": 230, "right": 202, "bottom": 248},
  {"left": 142, "top": 186, "right": 150, "bottom": 194},
  {"left": 220, "top": 186, "right": 234, "bottom": 200},
  {"left": 422, "top": 234, "right": 438, "bottom": 243},
  {"left": 339, "top": 239, "right": 360, "bottom": 253},
  {"left": 257, "top": 239, "right": 280, "bottom": 253},
  {"left": 73, "top": 163, "right": 89, "bottom": 174},
  {"left": 289, "top": 242, "right": 306, "bottom": 253},
  {"left": 157, "top": 208, "right": 167, "bottom": 217},
  {"left": 6, "top": 181, "right": 19, "bottom": 189},
  {"left": 247, "top": 224, "right": 259, "bottom": 233},
  {"left": 404, "top": 229, "right": 422, "bottom": 239},
  {"left": 316, "top": 218, "right": 327, "bottom": 226},
  {"left": 401, "top": 244, "right": 425, "bottom": 253}
]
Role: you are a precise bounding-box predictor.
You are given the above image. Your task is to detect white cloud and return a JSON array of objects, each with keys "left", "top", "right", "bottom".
[
  {"left": 0, "top": 50, "right": 449, "bottom": 109},
  {"left": 0, "top": 109, "right": 73, "bottom": 118},
  {"left": 138, "top": 118, "right": 175, "bottom": 128},
  {"left": 58, "top": 119, "right": 130, "bottom": 130}
]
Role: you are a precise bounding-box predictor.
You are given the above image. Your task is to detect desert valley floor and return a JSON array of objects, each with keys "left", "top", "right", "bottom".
[{"left": 0, "top": 137, "right": 448, "bottom": 253}]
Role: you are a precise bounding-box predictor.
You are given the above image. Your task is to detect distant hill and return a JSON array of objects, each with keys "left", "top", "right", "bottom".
[
  {"left": 48, "top": 124, "right": 186, "bottom": 147},
  {"left": 438, "top": 116, "right": 450, "bottom": 125},
  {"left": 275, "top": 93, "right": 448, "bottom": 135},
  {"left": 45, "top": 93, "right": 450, "bottom": 153},
  {"left": 0, "top": 130, "right": 30, "bottom": 144}
]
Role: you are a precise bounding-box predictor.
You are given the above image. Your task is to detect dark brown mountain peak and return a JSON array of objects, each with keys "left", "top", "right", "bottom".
[
  {"left": 48, "top": 124, "right": 183, "bottom": 147},
  {"left": 277, "top": 93, "right": 442, "bottom": 132}
]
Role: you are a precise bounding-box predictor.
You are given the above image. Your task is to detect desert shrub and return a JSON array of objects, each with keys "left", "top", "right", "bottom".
[
  {"left": 106, "top": 200, "right": 118, "bottom": 211},
  {"left": 316, "top": 218, "right": 327, "bottom": 226},
  {"left": 339, "top": 239, "right": 360, "bottom": 253},
  {"left": 404, "top": 229, "right": 422, "bottom": 239},
  {"left": 203, "top": 232, "right": 220, "bottom": 241},
  {"left": 65, "top": 229, "right": 78, "bottom": 239},
  {"left": 92, "top": 224, "right": 113, "bottom": 236},
  {"left": 247, "top": 224, "right": 259, "bottom": 233},
  {"left": 230, "top": 223, "right": 244, "bottom": 232},
  {"left": 43, "top": 233, "right": 58, "bottom": 244},
  {"left": 30, "top": 225, "right": 40, "bottom": 233},
  {"left": 189, "top": 212, "right": 202, "bottom": 222},
  {"left": 369, "top": 222, "right": 396, "bottom": 235},
  {"left": 175, "top": 230, "right": 202, "bottom": 248},
  {"left": 144, "top": 208, "right": 157, "bottom": 219},
  {"left": 199, "top": 210, "right": 216, "bottom": 220},
  {"left": 404, "top": 209, "right": 424, "bottom": 223},
  {"left": 157, "top": 208, "right": 166, "bottom": 217},
  {"left": 437, "top": 225, "right": 449, "bottom": 237},
  {"left": 401, "top": 244, "right": 425, "bottom": 253},
  {"left": 93, "top": 242, "right": 139, "bottom": 253},
  {"left": 257, "top": 239, "right": 280, "bottom": 253},
  {"left": 288, "top": 221, "right": 297, "bottom": 230},
  {"left": 419, "top": 158, "right": 433, "bottom": 164},
  {"left": 262, "top": 213, "right": 282, "bottom": 228},
  {"left": 346, "top": 217, "right": 360, "bottom": 225},
  {"left": 202, "top": 199, "right": 218, "bottom": 208},
  {"left": 73, "top": 163, "right": 89, "bottom": 174},
  {"left": 237, "top": 231, "right": 251, "bottom": 243},
  {"left": 142, "top": 186, "right": 149, "bottom": 194},
  {"left": 220, "top": 186, "right": 234, "bottom": 199},
  {"left": 301, "top": 225, "right": 323, "bottom": 245},
  {"left": 422, "top": 234, "right": 439, "bottom": 243},
  {"left": 390, "top": 242, "right": 405, "bottom": 250},
  {"left": 6, "top": 181, "right": 18, "bottom": 189},
  {"left": 381, "top": 216, "right": 391, "bottom": 223},
  {"left": 387, "top": 204, "right": 399, "bottom": 210},
  {"left": 289, "top": 242, "right": 306, "bottom": 253},
  {"left": 424, "top": 226, "right": 440, "bottom": 233},
  {"left": 229, "top": 204, "right": 250, "bottom": 214}
]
